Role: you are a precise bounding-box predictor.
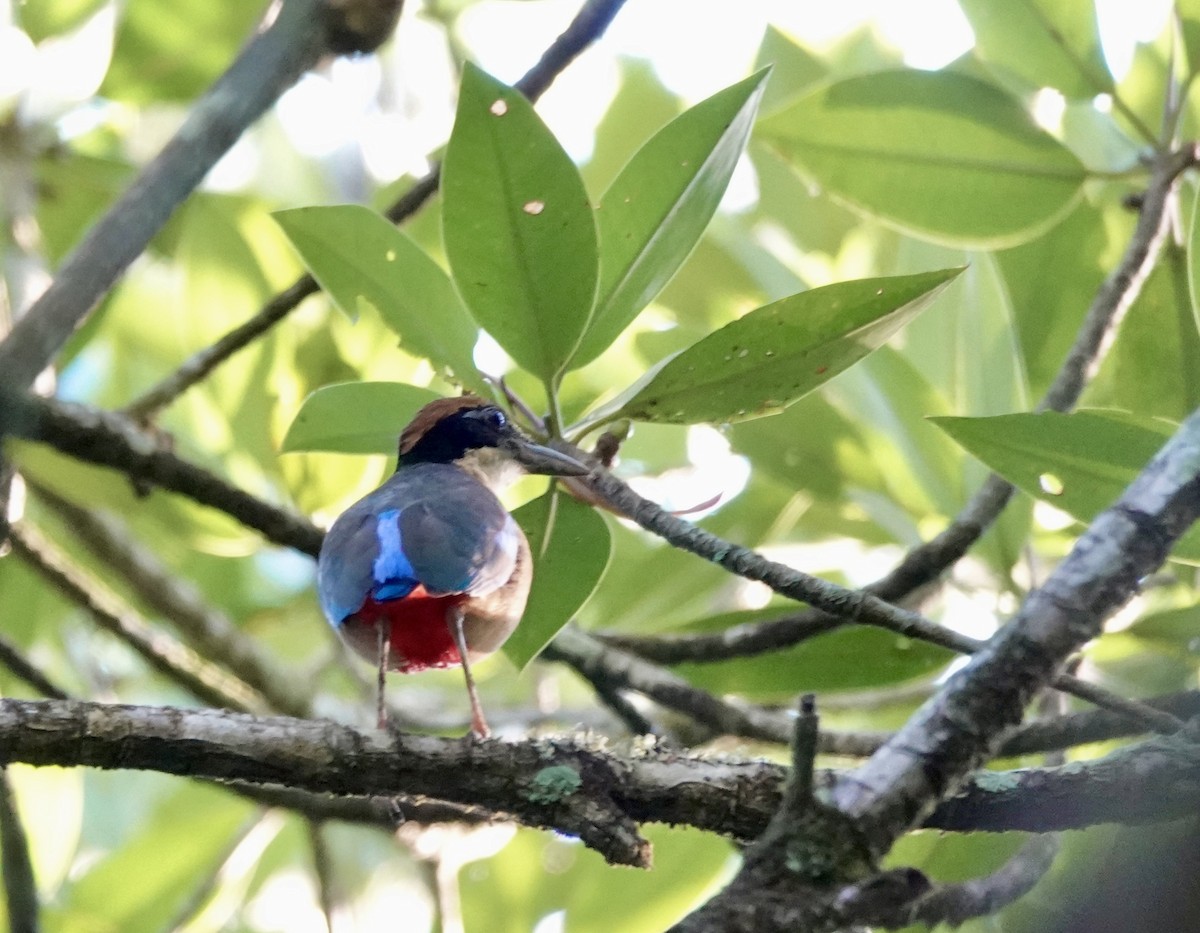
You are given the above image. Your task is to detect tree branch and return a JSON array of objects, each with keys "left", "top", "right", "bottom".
[
  {"left": 0, "top": 632, "right": 69, "bottom": 701},
  {"left": 577, "top": 464, "right": 1182, "bottom": 733},
  {"left": 0, "top": 697, "right": 1191, "bottom": 864},
  {"left": 896, "top": 836, "right": 1059, "bottom": 929},
  {"left": 604, "top": 145, "right": 1200, "bottom": 669},
  {"left": 0, "top": 0, "right": 396, "bottom": 392},
  {"left": 0, "top": 768, "right": 39, "bottom": 933},
  {"left": 3, "top": 393, "right": 324, "bottom": 557},
  {"left": 8, "top": 523, "right": 267, "bottom": 713},
  {"left": 835, "top": 406, "right": 1200, "bottom": 855},
  {"left": 32, "top": 484, "right": 313, "bottom": 718}
]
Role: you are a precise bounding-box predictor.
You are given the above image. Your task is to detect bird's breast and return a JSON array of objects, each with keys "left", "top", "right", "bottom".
[{"left": 344, "top": 587, "right": 468, "bottom": 673}]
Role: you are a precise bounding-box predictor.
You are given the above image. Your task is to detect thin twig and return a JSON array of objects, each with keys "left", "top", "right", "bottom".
[
  {"left": 605, "top": 145, "right": 1200, "bottom": 666},
  {"left": 0, "top": 633, "right": 69, "bottom": 700},
  {"left": 898, "top": 836, "right": 1060, "bottom": 928},
  {"left": 0, "top": 768, "right": 39, "bottom": 933},
  {"left": 32, "top": 484, "right": 312, "bottom": 718},
  {"left": 545, "top": 626, "right": 880, "bottom": 755},
  {"left": 6, "top": 393, "right": 324, "bottom": 557},
  {"left": 8, "top": 523, "right": 268, "bottom": 713},
  {"left": 308, "top": 821, "right": 339, "bottom": 933},
  {"left": 578, "top": 467, "right": 1183, "bottom": 734},
  {"left": 122, "top": 0, "right": 631, "bottom": 421}
]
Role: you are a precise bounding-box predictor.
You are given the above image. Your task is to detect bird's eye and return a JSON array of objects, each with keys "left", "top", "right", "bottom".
[{"left": 471, "top": 407, "right": 506, "bottom": 430}]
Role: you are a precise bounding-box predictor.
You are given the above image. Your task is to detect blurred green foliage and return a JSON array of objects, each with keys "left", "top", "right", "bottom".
[{"left": 3, "top": 1, "right": 1200, "bottom": 930}]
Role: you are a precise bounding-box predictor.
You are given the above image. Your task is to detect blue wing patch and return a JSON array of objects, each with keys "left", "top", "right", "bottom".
[{"left": 371, "top": 509, "right": 418, "bottom": 601}]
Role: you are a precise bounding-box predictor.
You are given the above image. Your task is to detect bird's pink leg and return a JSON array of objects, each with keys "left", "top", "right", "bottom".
[
  {"left": 376, "top": 621, "right": 390, "bottom": 729},
  {"left": 447, "top": 607, "right": 490, "bottom": 739}
]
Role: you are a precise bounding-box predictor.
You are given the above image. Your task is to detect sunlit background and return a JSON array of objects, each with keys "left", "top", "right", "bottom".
[{"left": 1, "top": 0, "right": 1196, "bottom": 930}]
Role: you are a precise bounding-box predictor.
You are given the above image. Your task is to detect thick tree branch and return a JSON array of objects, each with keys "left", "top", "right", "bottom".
[
  {"left": 3, "top": 393, "right": 324, "bottom": 557},
  {"left": 927, "top": 723, "right": 1200, "bottom": 832},
  {"left": 606, "top": 145, "right": 1199, "bottom": 669},
  {"left": 0, "top": 698, "right": 1193, "bottom": 862},
  {"left": 835, "top": 406, "right": 1200, "bottom": 855},
  {"left": 123, "top": 0, "right": 630, "bottom": 422}
]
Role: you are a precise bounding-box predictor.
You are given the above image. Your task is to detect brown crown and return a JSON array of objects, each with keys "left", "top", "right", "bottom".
[{"left": 398, "top": 395, "right": 490, "bottom": 455}]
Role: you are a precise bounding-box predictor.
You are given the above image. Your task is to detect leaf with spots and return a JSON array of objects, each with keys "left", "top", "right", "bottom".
[
  {"left": 932, "top": 409, "right": 1200, "bottom": 562},
  {"left": 568, "top": 70, "right": 769, "bottom": 369},
  {"left": 443, "top": 64, "right": 599, "bottom": 382},
  {"left": 604, "top": 268, "right": 962, "bottom": 425}
]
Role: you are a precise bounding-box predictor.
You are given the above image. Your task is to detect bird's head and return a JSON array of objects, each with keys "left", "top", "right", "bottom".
[{"left": 397, "top": 396, "right": 589, "bottom": 489}]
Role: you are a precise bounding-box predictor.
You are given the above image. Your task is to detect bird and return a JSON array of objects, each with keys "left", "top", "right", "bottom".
[{"left": 316, "top": 395, "right": 589, "bottom": 737}]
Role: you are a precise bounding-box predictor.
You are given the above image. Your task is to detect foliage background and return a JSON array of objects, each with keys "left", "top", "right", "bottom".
[{"left": 2, "top": 0, "right": 1199, "bottom": 931}]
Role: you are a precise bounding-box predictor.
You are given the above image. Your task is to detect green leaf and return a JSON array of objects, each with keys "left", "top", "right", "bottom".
[
  {"left": 569, "top": 71, "right": 769, "bottom": 368},
  {"left": 1089, "top": 252, "right": 1200, "bottom": 422},
  {"left": 273, "top": 205, "right": 486, "bottom": 394},
  {"left": 607, "top": 268, "right": 961, "bottom": 425},
  {"left": 758, "top": 70, "right": 1087, "bottom": 248},
  {"left": 674, "top": 611, "right": 953, "bottom": 698},
  {"left": 998, "top": 200, "right": 1109, "bottom": 397},
  {"left": 1181, "top": 0, "right": 1200, "bottom": 80},
  {"left": 100, "top": 0, "right": 266, "bottom": 103},
  {"left": 931, "top": 410, "right": 1200, "bottom": 561},
  {"left": 958, "top": 0, "right": 1112, "bottom": 97},
  {"left": 281, "top": 382, "right": 441, "bottom": 454},
  {"left": 19, "top": 0, "right": 107, "bottom": 41},
  {"left": 754, "top": 25, "right": 829, "bottom": 112},
  {"left": 505, "top": 490, "right": 611, "bottom": 669},
  {"left": 443, "top": 64, "right": 599, "bottom": 381},
  {"left": 59, "top": 783, "right": 255, "bottom": 932},
  {"left": 462, "top": 824, "right": 732, "bottom": 933}
]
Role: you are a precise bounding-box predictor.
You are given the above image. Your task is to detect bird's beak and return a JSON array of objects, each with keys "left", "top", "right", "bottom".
[{"left": 507, "top": 435, "right": 591, "bottom": 476}]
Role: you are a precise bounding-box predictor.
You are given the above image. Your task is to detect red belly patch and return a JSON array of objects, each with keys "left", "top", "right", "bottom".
[{"left": 345, "top": 587, "right": 470, "bottom": 673}]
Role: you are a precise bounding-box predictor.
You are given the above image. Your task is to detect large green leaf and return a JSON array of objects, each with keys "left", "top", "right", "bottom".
[
  {"left": 758, "top": 70, "right": 1087, "bottom": 248},
  {"left": 505, "top": 490, "right": 611, "bottom": 670},
  {"left": 959, "top": 0, "right": 1112, "bottom": 98},
  {"left": 281, "top": 382, "right": 441, "bottom": 454},
  {"left": 604, "top": 268, "right": 961, "bottom": 425},
  {"left": 932, "top": 410, "right": 1200, "bottom": 561},
  {"left": 273, "top": 205, "right": 486, "bottom": 394},
  {"left": 443, "top": 64, "right": 599, "bottom": 382},
  {"left": 674, "top": 610, "right": 954, "bottom": 698},
  {"left": 568, "top": 71, "right": 769, "bottom": 368}
]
